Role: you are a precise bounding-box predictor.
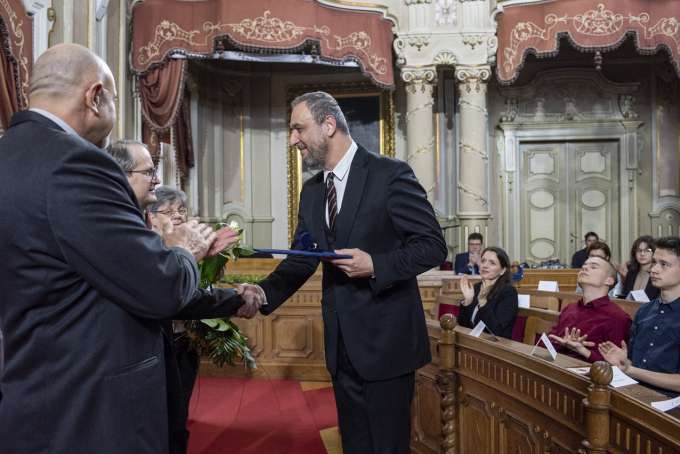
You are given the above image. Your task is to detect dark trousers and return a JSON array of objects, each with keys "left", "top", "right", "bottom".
[{"left": 332, "top": 330, "right": 415, "bottom": 454}]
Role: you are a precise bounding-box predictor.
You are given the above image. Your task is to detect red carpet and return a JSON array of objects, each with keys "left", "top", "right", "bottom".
[{"left": 187, "top": 378, "right": 337, "bottom": 454}]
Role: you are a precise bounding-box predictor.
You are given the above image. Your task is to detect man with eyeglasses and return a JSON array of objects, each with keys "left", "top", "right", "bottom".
[
  {"left": 0, "top": 44, "right": 262, "bottom": 454},
  {"left": 106, "top": 143, "right": 262, "bottom": 453},
  {"left": 599, "top": 236, "right": 680, "bottom": 394}
]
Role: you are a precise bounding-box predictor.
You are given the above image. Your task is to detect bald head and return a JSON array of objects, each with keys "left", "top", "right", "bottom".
[
  {"left": 29, "top": 44, "right": 117, "bottom": 148},
  {"left": 30, "top": 44, "right": 109, "bottom": 101}
]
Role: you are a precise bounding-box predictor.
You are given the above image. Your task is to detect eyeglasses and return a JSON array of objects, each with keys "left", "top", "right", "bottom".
[
  {"left": 127, "top": 167, "right": 157, "bottom": 178},
  {"left": 636, "top": 248, "right": 653, "bottom": 254},
  {"left": 152, "top": 208, "right": 188, "bottom": 217}
]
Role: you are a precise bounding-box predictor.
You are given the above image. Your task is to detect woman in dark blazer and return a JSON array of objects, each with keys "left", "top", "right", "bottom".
[
  {"left": 619, "top": 235, "right": 660, "bottom": 301},
  {"left": 459, "top": 246, "right": 518, "bottom": 339}
]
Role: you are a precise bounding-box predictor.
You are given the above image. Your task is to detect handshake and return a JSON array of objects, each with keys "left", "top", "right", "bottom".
[{"left": 234, "top": 283, "right": 267, "bottom": 318}]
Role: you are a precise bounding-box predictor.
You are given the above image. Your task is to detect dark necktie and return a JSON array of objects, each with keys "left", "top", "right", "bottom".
[{"left": 326, "top": 172, "right": 337, "bottom": 231}]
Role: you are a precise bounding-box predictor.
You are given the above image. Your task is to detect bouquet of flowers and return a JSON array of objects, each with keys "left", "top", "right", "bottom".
[{"left": 184, "top": 221, "right": 258, "bottom": 369}]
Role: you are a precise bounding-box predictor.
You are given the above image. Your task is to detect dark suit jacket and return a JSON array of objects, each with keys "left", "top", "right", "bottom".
[
  {"left": 571, "top": 248, "right": 588, "bottom": 268},
  {"left": 0, "top": 111, "right": 243, "bottom": 454},
  {"left": 259, "top": 146, "right": 447, "bottom": 381},
  {"left": 458, "top": 282, "right": 519, "bottom": 339},
  {"left": 454, "top": 252, "right": 479, "bottom": 275},
  {"left": 619, "top": 268, "right": 660, "bottom": 301}
]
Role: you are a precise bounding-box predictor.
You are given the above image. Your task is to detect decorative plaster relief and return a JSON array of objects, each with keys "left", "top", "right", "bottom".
[
  {"left": 407, "top": 35, "right": 430, "bottom": 52},
  {"left": 462, "top": 34, "right": 485, "bottom": 50},
  {"left": 393, "top": 37, "right": 406, "bottom": 66},
  {"left": 433, "top": 50, "right": 457, "bottom": 65},
  {"left": 530, "top": 240, "right": 555, "bottom": 260},
  {"left": 402, "top": 67, "right": 437, "bottom": 84},
  {"left": 456, "top": 66, "right": 491, "bottom": 94},
  {"left": 499, "top": 69, "right": 639, "bottom": 123},
  {"left": 405, "top": 0, "right": 432, "bottom": 4},
  {"left": 434, "top": 0, "right": 456, "bottom": 26}
]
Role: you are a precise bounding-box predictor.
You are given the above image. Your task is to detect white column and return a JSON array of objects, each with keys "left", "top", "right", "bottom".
[
  {"left": 402, "top": 66, "right": 437, "bottom": 201},
  {"left": 456, "top": 65, "right": 491, "bottom": 237}
]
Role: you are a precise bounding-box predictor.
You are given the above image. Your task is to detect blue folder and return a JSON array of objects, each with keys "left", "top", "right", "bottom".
[{"left": 254, "top": 248, "right": 352, "bottom": 259}]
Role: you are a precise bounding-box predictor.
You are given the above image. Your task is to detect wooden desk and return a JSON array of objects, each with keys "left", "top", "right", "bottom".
[
  {"left": 411, "top": 316, "right": 680, "bottom": 454},
  {"left": 516, "top": 269, "right": 580, "bottom": 292}
]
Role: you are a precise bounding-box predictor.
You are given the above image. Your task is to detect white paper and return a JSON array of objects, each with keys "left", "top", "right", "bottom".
[
  {"left": 539, "top": 333, "right": 558, "bottom": 360},
  {"left": 566, "top": 367, "right": 590, "bottom": 375},
  {"left": 610, "top": 366, "right": 638, "bottom": 388},
  {"left": 469, "top": 320, "right": 486, "bottom": 338},
  {"left": 518, "top": 294, "right": 531, "bottom": 308},
  {"left": 629, "top": 289, "right": 650, "bottom": 302},
  {"left": 530, "top": 333, "right": 557, "bottom": 361},
  {"left": 538, "top": 280, "right": 559, "bottom": 292},
  {"left": 651, "top": 396, "right": 680, "bottom": 412}
]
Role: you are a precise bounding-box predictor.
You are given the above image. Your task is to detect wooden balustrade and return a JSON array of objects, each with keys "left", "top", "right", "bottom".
[{"left": 411, "top": 317, "right": 680, "bottom": 454}]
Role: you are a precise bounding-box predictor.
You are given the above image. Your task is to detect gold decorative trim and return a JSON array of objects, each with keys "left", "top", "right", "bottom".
[
  {"left": 137, "top": 11, "right": 387, "bottom": 77},
  {"left": 502, "top": 3, "right": 680, "bottom": 82},
  {"left": 0, "top": 0, "right": 28, "bottom": 106},
  {"left": 286, "top": 81, "right": 395, "bottom": 244}
]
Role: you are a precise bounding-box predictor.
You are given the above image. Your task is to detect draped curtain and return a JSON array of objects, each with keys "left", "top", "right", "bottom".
[{"left": 0, "top": 38, "right": 19, "bottom": 130}]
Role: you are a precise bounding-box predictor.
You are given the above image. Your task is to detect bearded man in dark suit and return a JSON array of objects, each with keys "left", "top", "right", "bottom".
[
  {"left": 246, "top": 91, "right": 447, "bottom": 453},
  {"left": 0, "top": 44, "right": 261, "bottom": 454}
]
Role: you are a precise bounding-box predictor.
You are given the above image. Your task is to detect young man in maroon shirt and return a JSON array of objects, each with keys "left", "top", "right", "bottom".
[{"left": 548, "top": 256, "right": 632, "bottom": 362}]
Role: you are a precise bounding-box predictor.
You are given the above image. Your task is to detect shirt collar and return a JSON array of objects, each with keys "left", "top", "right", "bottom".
[
  {"left": 579, "top": 294, "right": 610, "bottom": 308},
  {"left": 655, "top": 295, "right": 680, "bottom": 310},
  {"left": 324, "top": 140, "right": 357, "bottom": 182},
  {"left": 29, "top": 108, "right": 79, "bottom": 136}
]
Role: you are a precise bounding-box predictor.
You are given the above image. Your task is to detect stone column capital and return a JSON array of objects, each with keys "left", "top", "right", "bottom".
[
  {"left": 401, "top": 66, "right": 438, "bottom": 85},
  {"left": 455, "top": 65, "right": 491, "bottom": 94}
]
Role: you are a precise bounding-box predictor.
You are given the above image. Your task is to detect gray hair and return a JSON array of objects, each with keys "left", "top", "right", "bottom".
[
  {"left": 291, "top": 91, "right": 349, "bottom": 134},
  {"left": 105, "top": 140, "right": 147, "bottom": 172},
  {"left": 147, "top": 186, "right": 187, "bottom": 212}
]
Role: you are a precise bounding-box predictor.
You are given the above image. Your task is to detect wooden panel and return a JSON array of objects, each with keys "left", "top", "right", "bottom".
[{"left": 516, "top": 269, "right": 579, "bottom": 292}]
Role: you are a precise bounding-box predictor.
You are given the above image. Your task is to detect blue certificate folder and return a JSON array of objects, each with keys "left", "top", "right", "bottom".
[{"left": 255, "top": 248, "right": 352, "bottom": 259}]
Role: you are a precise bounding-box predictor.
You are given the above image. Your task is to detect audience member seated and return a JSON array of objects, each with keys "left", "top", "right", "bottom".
[
  {"left": 571, "top": 231, "right": 599, "bottom": 268},
  {"left": 617, "top": 235, "right": 659, "bottom": 301},
  {"left": 548, "top": 256, "right": 631, "bottom": 362},
  {"left": 599, "top": 236, "right": 680, "bottom": 394},
  {"left": 575, "top": 240, "right": 622, "bottom": 297},
  {"left": 454, "top": 232, "right": 483, "bottom": 275},
  {"left": 458, "top": 247, "right": 518, "bottom": 338}
]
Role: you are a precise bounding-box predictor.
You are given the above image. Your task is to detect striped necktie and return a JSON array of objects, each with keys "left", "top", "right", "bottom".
[{"left": 326, "top": 172, "right": 337, "bottom": 231}]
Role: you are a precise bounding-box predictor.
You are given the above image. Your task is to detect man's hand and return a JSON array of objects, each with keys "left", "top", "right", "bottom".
[
  {"left": 163, "top": 219, "right": 215, "bottom": 262},
  {"left": 330, "top": 248, "right": 374, "bottom": 278},
  {"left": 469, "top": 252, "right": 481, "bottom": 267},
  {"left": 598, "top": 340, "right": 632, "bottom": 372},
  {"left": 235, "top": 283, "right": 266, "bottom": 318},
  {"left": 459, "top": 275, "right": 475, "bottom": 306},
  {"left": 207, "top": 226, "right": 240, "bottom": 257},
  {"left": 548, "top": 327, "right": 595, "bottom": 359}
]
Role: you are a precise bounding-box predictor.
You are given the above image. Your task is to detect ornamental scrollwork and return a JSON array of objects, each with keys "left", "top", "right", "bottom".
[
  {"left": 407, "top": 35, "right": 430, "bottom": 52},
  {"left": 138, "top": 11, "right": 388, "bottom": 76},
  {"left": 456, "top": 66, "right": 491, "bottom": 94},
  {"left": 433, "top": 50, "right": 457, "bottom": 66},
  {"left": 435, "top": 0, "right": 456, "bottom": 26},
  {"left": 0, "top": 0, "right": 28, "bottom": 106},
  {"left": 503, "top": 3, "right": 680, "bottom": 80},
  {"left": 402, "top": 67, "right": 437, "bottom": 85},
  {"left": 462, "top": 34, "right": 485, "bottom": 50}
]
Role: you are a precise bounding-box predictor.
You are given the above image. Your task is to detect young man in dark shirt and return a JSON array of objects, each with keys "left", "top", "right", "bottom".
[
  {"left": 599, "top": 236, "right": 680, "bottom": 393},
  {"left": 548, "top": 256, "right": 631, "bottom": 362},
  {"left": 571, "top": 231, "right": 599, "bottom": 268}
]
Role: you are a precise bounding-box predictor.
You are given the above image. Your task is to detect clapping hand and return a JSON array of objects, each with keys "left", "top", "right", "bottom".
[
  {"left": 207, "top": 226, "right": 240, "bottom": 257},
  {"left": 598, "top": 340, "right": 632, "bottom": 372},
  {"left": 548, "top": 327, "right": 595, "bottom": 358},
  {"left": 460, "top": 275, "right": 475, "bottom": 306},
  {"left": 235, "top": 283, "right": 266, "bottom": 318},
  {"left": 162, "top": 219, "right": 215, "bottom": 262}
]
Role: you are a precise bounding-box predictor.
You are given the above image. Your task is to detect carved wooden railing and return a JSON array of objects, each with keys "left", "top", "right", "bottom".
[{"left": 411, "top": 315, "right": 680, "bottom": 454}]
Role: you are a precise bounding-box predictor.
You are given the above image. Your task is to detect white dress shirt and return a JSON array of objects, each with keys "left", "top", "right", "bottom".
[{"left": 324, "top": 140, "right": 357, "bottom": 227}]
